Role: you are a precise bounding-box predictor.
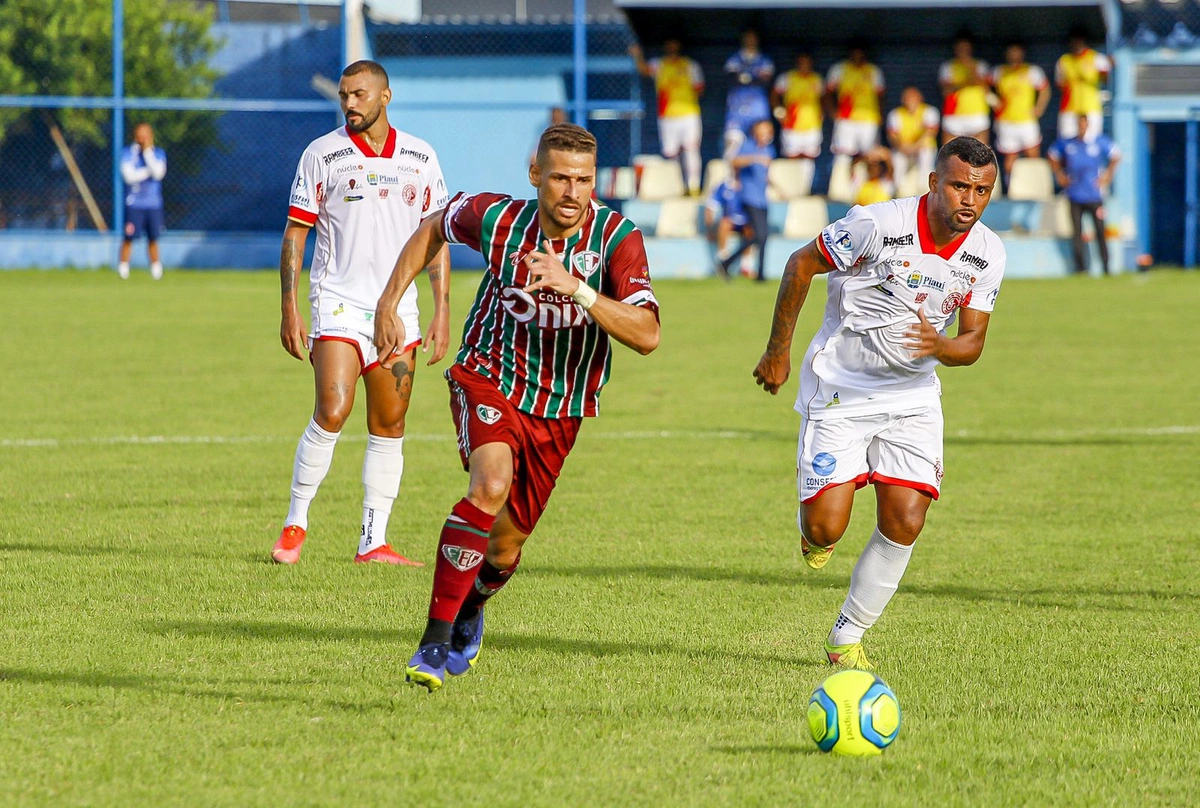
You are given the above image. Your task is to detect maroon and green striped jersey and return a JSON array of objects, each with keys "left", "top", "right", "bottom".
[{"left": 441, "top": 191, "right": 658, "bottom": 418}]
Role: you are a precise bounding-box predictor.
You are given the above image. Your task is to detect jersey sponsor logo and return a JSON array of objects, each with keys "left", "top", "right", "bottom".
[
  {"left": 397, "top": 146, "right": 429, "bottom": 163},
  {"left": 402, "top": 183, "right": 418, "bottom": 206},
  {"left": 422, "top": 186, "right": 432, "bottom": 213},
  {"left": 442, "top": 544, "right": 485, "bottom": 572},
  {"left": 332, "top": 303, "right": 344, "bottom": 316},
  {"left": 812, "top": 452, "right": 837, "bottom": 476},
  {"left": 959, "top": 253, "right": 988, "bottom": 271},
  {"left": 334, "top": 163, "right": 364, "bottom": 176},
  {"left": 906, "top": 270, "right": 922, "bottom": 289},
  {"left": 824, "top": 392, "right": 840, "bottom": 408},
  {"left": 315, "top": 182, "right": 324, "bottom": 203},
  {"left": 571, "top": 251, "right": 601, "bottom": 279},
  {"left": 914, "top": 292, "right": 929, "bottom": 304},
  {"left": 883, "top": 233, "right": 914, "bottom": 247},
  {"left": 832, "top": 230, "right": 853, "bottom": 252},
  {"left": 294, "top": 174, "right": 306, "bottom": 190},
  {"left": 322, "top": 147, "right": 355, "bottom": 165},
  {"left": 378, "top": 188, "right": 389, "bottom": 199},
  {"left": 921, "top": 277, "right": 945, "bottom": 292},
  {"left": 475, "top": 404, "right": 502, "bottom": 425},
  {"left": 343, "top": 195, "right": 364, "bottom": 202},
  {"left": 290, "top": 193, "right": 310, "bottom": 206},
  {"left": 500, "top": 286, "right": 593, "bottom": 329}
]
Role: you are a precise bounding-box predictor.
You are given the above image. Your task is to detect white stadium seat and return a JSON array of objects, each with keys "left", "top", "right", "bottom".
[
  {"left": 655, "top": 198, "right": 702, "bottom": 238},
  {"left": 827, "top": 154, "right": 866, "bottom": 204},
  {"left": 638, "top": 160, "right": 686, "bottom": 201},
  {"left": 767, "top": 158, "right": 815, "bottom": 201},
  {"left": 1006, "top": 158, "right": 1056, "bottom": 201},
  {"left": 783, "top": 198, "right": 830, "bottom": 240},
  {"left": 703, "top": 158, "right": 730, "bottom": 194}
]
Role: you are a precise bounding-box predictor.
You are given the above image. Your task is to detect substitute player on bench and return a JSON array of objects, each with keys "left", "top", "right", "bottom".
[
  {"left": 274, "top": 60, "right": 451, "bottom": 566},
  {"left": 373, "top": 123, "right": 660, "bottom": 691},
  {"left": 753, "top": 137, "right": 1006, "bottom": 669}
]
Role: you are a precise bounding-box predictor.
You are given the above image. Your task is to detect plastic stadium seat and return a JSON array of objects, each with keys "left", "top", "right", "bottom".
[
  {"left": 703, "top": 159, "right": 730, "bottom": 193},
  {"left": 611, "top": 167, "right": 636, "bottom": 200},
  {"left": 827, "top": 155, "right": 866, "bottom": 204},
  {"left": 1006, "top": 158, "right": 1055, "bottom": 201},
  {"left": 895, "top": 162, "right": 925, "bottom": 198},
  {"left": 783, "top": 198, "right": 830, "bottom": 240},
  {"left": 655, "top": 198, "right": 702, "bottom": 238},
  {"left": 767, "top": 159, "right": 815, "bottom": 201},
  {"left": 638, "top": 160, "right": 687, "bottom": 200}
]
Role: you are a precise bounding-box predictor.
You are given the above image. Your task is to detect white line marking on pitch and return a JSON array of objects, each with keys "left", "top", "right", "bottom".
[{"left": 3, "top": 425, "right": 1199, "bottom": 449}]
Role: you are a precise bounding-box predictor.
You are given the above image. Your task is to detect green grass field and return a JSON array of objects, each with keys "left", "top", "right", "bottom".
[{"left": 1, "top": 268, "right": 1198, "bottom": 806}]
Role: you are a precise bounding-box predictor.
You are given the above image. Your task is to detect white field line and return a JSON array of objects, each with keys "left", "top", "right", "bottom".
[{"left": 2, "top": 425, "right": 1199, "bottom": 449}]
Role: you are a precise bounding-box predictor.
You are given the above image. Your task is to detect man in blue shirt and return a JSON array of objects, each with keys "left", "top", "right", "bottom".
[
  {"left": 720, "top": 119, "right": 776, "bottom": 281},
  {"left": 118, "top": 122, "right": 167, "bottom": 280},
  {"left": 724, "top": 30, "right": 775, "bottom": 160},
  {"left": 1047, "top": 114, "right": 1120, "bottom": 274},
  {"left": 705, "top": 178, "right": 752, "bottom": 277}
]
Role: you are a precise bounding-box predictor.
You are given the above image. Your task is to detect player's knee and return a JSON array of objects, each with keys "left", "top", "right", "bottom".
[
  {"left": 366, "top": 413, "right": 405, "bottom": 437},
  {"left": 800, "top": 510, "right": 849, "bottom": 547},
  {"left": 487, "top": 534, "right": 526, "bottom": 568},
  {"left": 878, "top": 508, "right": 926, "bottom": 544},
  {"left": 313, "top": 407, "right": 349, "bottom": 433},
  {"left": 467, "top": 475, "right": 510, "bottom": 513}
]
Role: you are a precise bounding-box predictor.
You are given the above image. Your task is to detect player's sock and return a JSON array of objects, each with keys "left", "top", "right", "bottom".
[
  {"left": 117, "top": 261, "right": 130, "bottom": 279},
  {"left": 457, "top": 554, "right": 521, "bottom": 621},
  {"left": 284, "top": 418, "right": 340, "bottom": 530},
  {"left": 420, "top": 498, "right": 495, "bottom": 646},
  {"left": 150, "top": 261, "right": 163, "bottom": 280},
  {"left": 358, "top": 434, "right": 403, "bottom": 555},
  {"left": 829, "top": 526, "right": 913, "bottom": 645}
]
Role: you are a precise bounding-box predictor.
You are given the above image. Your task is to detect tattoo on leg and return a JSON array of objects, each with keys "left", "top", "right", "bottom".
[
  {"left": 331, "top": 381, "right": 353, "bottom": 397},
  {"left": 392, "top": 356, "right": 415, "bottom": 400}
]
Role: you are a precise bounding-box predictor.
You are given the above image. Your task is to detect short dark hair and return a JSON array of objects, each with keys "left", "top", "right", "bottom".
[
  {"left": 936, "top": 137, "right": 999, "bottom": 174},
  {"left": 536, "top": 123, "right": 597, "bottom": 165},
  {"left": 342, "top": 60, "right": 389, "bottom": 86}
]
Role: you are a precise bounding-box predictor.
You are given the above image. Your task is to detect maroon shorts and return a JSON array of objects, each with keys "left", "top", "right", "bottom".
[{"left": 446, "top": 363, "right": 581, "bottom": 536}]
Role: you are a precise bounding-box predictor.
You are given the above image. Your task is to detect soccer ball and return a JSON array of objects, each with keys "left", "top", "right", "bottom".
[{"left": 807, "top": 670, "right": 901, "bottom": 756}]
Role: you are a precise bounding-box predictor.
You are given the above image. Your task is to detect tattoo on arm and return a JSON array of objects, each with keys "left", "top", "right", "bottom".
[
  {"left": 766, "top": 251, "right": 811, "bottom": 355},
  {"left": 281, "top": 235, "right": 301, "bottom": 297}
]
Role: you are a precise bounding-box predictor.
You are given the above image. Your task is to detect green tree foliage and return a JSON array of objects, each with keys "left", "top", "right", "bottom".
[{"left": 0, "top": 0, "right": 221, "bottom": 173}]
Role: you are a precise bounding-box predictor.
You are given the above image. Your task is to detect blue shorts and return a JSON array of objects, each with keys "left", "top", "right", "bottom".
[{"left": 124, "top": 206, "right": 164, "bottom": 241}]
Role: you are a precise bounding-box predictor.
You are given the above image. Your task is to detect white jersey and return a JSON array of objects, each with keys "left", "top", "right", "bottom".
[
  {"left": 798, "top": 194, "right": 1006, "bottom": 420},
  {"left": 287, "top": 125, "right": 449, "bottom": 316}
]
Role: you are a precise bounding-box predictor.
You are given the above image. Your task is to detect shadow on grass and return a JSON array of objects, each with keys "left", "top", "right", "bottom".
[
  {"left": 143, "top": 618, "right": 824, "bottom": 669},
  {"left": 711, "top": 744, "right": 819, "bottom": 756},
  {"left": 528, "top": 564, "right": 1195, "bottom": 611}
]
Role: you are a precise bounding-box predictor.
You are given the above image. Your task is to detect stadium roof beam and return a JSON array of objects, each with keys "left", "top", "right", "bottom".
[{"left": 616, "top": 0, "right": 1108, "bottom": 48}]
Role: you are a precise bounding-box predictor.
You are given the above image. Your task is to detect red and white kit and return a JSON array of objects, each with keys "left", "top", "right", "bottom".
[
  {"left": 797, "top": 194, "right": 1006, "bottom": 502},
  {"left": 288, "top": 125, "right": 449, "bottom": 372}
]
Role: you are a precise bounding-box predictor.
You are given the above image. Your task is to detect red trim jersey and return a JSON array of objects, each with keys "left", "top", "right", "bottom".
[
  {"left": 287, "top": 125, "right": 449, "bottom": 316},
  {"left": 799, "top": 194, "right": 1006, "bottom": 420},
  {"left": 442, "top": 192, "right": 658, "bottom": 418}
]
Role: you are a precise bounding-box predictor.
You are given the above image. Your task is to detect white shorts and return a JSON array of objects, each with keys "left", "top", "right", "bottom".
[
  {"left": 797, "top": 409, "right": 944, "bottom": 504},
  {"left": 309, "top": 297, "right": 421, "bottom": 375},
  {"left": 781, "top": 128, "right": 822, "bottom": 159},
  {"left": 658, "top": 115, "right": 701, "bottom": 157},
  {"left": 1058, "top": 111, "right": 1103, "bottom": 140},
  {"left": 830, "top": 120, "right": 879, "bottom": 156},
  {"left": 943, "top": 113, "right": 990, "bottom": 138},
  {"left": 994, "top": 120, "right": 1042, "bottom": 155}
]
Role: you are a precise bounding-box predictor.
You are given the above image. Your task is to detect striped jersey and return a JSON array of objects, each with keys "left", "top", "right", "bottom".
[{"left": 442, "top": 192, "right": 658, "bottom": 419}]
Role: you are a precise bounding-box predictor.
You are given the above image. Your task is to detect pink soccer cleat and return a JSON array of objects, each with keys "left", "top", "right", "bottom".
[
  {"left": 354, "top": 545, "right": 424, "bottom": 567},
  {"left": 271, "top": 525, "right": 307, "bottom": 565}
]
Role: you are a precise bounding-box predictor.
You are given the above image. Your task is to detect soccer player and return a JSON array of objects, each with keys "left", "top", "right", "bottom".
[
  {"left": 372, "top": 123, "right": 660, "bottom": 691},
  {"left": 886, "top": 87, "right": 940, "bottom": 189},
  {"left": 118, "top": 123, "right": 167, "bottom": 280},
  {"left": 1047, "top": 114, "right": 1120, "bottom": 275},
  {"left": 752, "top": 137, "right": 1006, "bottom": 669},
  {"left": 630, "top": 39, "right": 705, "bottom": 195},
  {"left": 273, "top": 60, "right": 451, "bottom": 567},
  {"left": 772, "top": 52, "right": 824, "bottom": 163},
  {"left": 1055, "top": 29, "right": 1110, "bottom": 141},
  {"left": 825, "top": 43, "right": 885, "bottom": 163},
  {"left": 720, "top": 118, "right": 775, "bottom": 282},
  {"left": 992, "top": 42, "right": 1051, "bottom": 180},
  {"left": 705, "top": 178, "right": 753, "bottom": 278},
  {"left": 939, "top": 34, "right": 992, "bottom": 145},
  {"left": 723, "top": 30, "right": 775, "bottom": 160}
]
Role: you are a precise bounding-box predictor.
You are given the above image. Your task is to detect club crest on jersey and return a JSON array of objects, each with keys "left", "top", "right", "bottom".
[
  {"left": 571, "top": 251, "right": 601, "bottom": 279},
  {"left": 475, "top": 405, "right": 502, "bottom": 425},
  {"left": 402, "top": 183, "right": 418, "bottom": 206},
  {"left": 442, "top": 545, "right": 485, "bottom": 572},
  {"left": 942, "top": 290, "right": 972, "bottom": 314}
]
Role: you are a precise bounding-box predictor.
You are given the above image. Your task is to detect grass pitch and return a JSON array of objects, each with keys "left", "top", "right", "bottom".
[{"left": 1, "top": 268, "right": 1198, "bottom": 806}]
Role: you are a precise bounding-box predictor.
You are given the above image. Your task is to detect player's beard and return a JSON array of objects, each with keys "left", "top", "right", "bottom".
[
  {"left": 345, "top": 106, "right": 380, "bottom": 133},
  {"left": 545, "top": 198, "right": 586, "bottom": 232},
  {"left": 943, "top": 208, "right": 978, "bottom": 234}
]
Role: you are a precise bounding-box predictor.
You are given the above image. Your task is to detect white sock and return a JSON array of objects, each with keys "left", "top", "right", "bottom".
[
  {"left": 150, "top": 261, "right": 163, "bottom": 279},
  {"left": 284, "top": 418, "right": 340, "bottom": 530},
  {"left": 117, "top": 262, "right": 130, "bottom": 278},
  {"left": 358, "top": 434, "right": 404, "bottom": 555},
  {"left": 829, "top": 526, "right": 914, "bottom": 646}
]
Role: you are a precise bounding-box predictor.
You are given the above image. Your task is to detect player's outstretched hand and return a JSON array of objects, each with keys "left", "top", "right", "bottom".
[
  {"left": 523, "top": 240, "right": 580, "bottom": 297},
  {"left": 280, "top": 308, "right": 307, "bottom": 361},
  {"left": 904, "top": 308, "right": 941, "bottom": 359},
  {"left": 753, "top": 350, "right": 790, "bottom": 395},
  {"left": 373, "top": 309, "right": 407, "bottom": 370},
  {"left": 423, "top": 310, "right": 451, "bottom": 366}
]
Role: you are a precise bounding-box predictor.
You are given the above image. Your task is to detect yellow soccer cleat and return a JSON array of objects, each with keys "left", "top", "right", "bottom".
[
  {"left": 801, "top": 536, "right": 835, "bottom": 570},
  {"left": 824, "top": 639, "right": 875, "bottom": 671}
]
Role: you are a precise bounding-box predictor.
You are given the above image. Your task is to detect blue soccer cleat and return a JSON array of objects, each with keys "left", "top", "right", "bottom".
[
  {"left": 405, "top": 643, "right": 449, "bottom": 692},
  {"left": 446, "top": 609, "right": 485, "bottom": 677}
]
